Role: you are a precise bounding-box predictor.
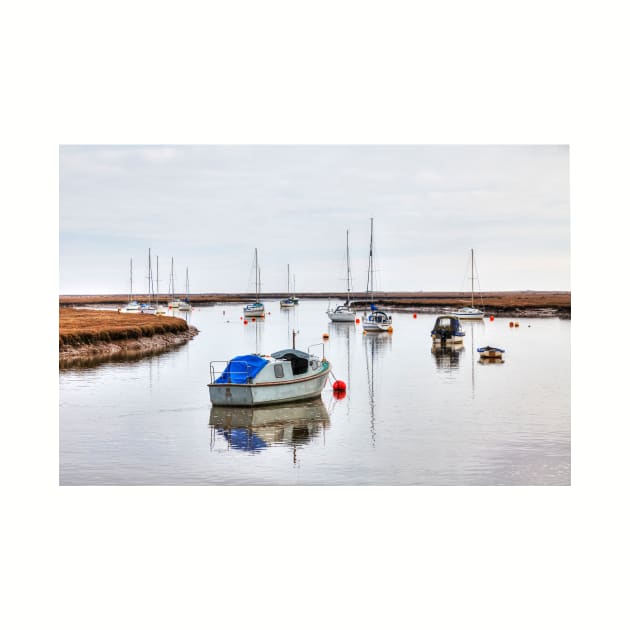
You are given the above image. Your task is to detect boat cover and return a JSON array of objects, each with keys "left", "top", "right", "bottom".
[
  {"left": 215, "top": 354, "right": 269, "bottom": 384},
  {"left": 477, "top": 346, "right": 505, "bottom": 353}
]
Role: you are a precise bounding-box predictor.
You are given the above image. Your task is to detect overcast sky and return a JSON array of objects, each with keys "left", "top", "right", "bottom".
[{"left": 59, "top": 145, "right": 569, "bottom": 295}]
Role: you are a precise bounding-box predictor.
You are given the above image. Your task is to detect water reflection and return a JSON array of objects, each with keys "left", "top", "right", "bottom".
[
  {"left": 209, "top": 398, "right": 330, "bottom": 453},
  {"left": 431, "top": 344, "right": 464, "bottom": 371},
  {"left": 362, "top": 332, "right": 392, "bottom": 446}
]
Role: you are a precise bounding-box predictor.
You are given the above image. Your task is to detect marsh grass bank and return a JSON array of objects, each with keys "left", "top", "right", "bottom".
[{"left": 59, "top": 308, "right": 198, "bottom": 365}]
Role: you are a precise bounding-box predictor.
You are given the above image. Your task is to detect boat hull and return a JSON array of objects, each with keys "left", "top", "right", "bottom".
[
  {"left": 328, "top": 310, "right": 356, "bottom": 322},
  {"left": 243, "top": 305, "right": 266, "bottom": 317},
  {"left": 446, "top": 309, "right": 484, "bottom": 320},
  {"left": 208, "top": 366, "right": 331, "bottom": 407}
]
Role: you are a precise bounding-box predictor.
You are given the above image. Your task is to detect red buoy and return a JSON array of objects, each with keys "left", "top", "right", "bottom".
[
  {"left": 244, "top": 320, "right": 248, "bottom": 325},
  {"left": 509, "top": 321, "right": 514, "bottom": 328},
  {"left": 333, "top": 389, "right": 347, "bottom": 400},
  {"left": 413, "top": 313, "right": 417, "bottom": 319},
  {"left": 355, "top": 318, "right": 360, "bottom": 324},
  {"left": 490, "top": 315, "right": 495, "bottom": 322},
  {"left": 332, "top": 380, "right": 346, "bottom": 391}
]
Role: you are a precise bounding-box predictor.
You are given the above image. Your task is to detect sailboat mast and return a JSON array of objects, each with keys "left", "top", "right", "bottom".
[
  {"left": 367, "top": 218, "right": 374, "bottom": 303},
  {"left": 149, "top": 248, "right": 155, "bottom": 305},
  {"left": 156, "top": 256, "right": 159, "bottom": 302},
  {"left": 346, "top": 229, "right": 351, "bottom": 304},
  {"left": 171, "top": 257, "right": 174, "bottom": 301},
  {"left": 471, "top": 248, "right": 475, "bottom": 308},
  {"left": 129, "top": 258, "right": 133, "bottom": 301},
  {"left": 186, "top": 267, "right": 189, "bottom": 299},
  {"left": 287, "top": 264, "right": 290, "bottom": 295}
]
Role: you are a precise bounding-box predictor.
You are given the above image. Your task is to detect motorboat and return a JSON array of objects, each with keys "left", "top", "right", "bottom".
[
  {"left": 208, "top": 346, "right": 331, "bottom": 406},
  {"left": 431, "top": 315, "right": 466, "bottom": 345}
]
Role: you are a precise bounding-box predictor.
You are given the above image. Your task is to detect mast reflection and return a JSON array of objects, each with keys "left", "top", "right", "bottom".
[{"left": 362, "top": 332, "right": 392, "bottom": 447}]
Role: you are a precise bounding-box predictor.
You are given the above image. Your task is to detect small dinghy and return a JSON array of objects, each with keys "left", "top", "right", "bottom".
[{"left": 476, "top": 346, "right": 505, "bottom": 359}]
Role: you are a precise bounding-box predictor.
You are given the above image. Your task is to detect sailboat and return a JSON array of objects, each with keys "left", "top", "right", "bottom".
[
  {"left": 327, "top": 229, "right": 356, "bottom": 322},
  {"left": 179, "top": 267, "right": 192, "bottom": 311},
  {"left": 155, "top": 255, "right": 167, "bottom": 315},
  {"left": 361, "top": 218, "right": 392, "bottom": 332},
  {"left": 168, "top": 258, "right": 181, "bottom": 309},
  {"left": 447, "top": 249, "right": 485, "bottom": 320},
  {"left": 243, "top": 248, "right": 265, "bottom": 317},
  {"left": 123, "top": 258, "right": 140, "bottom": 311},
  {"left": 280, "top": 264, "right": 297, "bottom": 308},
  {"left": 141, "top": 249, "right": 156, "bottom": 313}
]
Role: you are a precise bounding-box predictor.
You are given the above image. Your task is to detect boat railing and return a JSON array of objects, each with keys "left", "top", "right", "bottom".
[
  {"left": 208, "top": 360, "right": 251, "bottom": 385},
  {"left": 308, "top": 343, "right": 326, "bottom": 361}
]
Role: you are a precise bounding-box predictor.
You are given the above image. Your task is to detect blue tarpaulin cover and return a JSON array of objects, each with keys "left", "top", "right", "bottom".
[{"left": 215, "top": 354, "right": 269, "bottom": 384}]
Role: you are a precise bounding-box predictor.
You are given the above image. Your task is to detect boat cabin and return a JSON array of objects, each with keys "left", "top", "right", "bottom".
[{"left": 431, "top": 315, "right": 466, "bottom": 343}]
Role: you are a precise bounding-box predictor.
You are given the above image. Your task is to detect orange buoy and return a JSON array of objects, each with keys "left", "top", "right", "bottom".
[
  {"left": 515, "top": 322, "right": 520, "bottom": 327},
  {"left": 509, "top": 321, "right": 514, "bottom": 328},
  {"left": 332, "top": 380, "right": 346, "bottom": 391},
  {"left": 387, "top": 326, "right": 394, "bottom": 333},
  {"left": 323, "top": 333, "right": 330, "bottom": 340},
  {"left": 252, "top": 317, "right": 256, "bottom": 321}
]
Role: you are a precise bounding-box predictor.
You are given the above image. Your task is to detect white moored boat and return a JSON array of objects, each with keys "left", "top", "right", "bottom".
[
  {"left": 361, "top": 218, "right": 392, "bottom": 333},
  {"left": 280, "top": 264, "right": 297, "bottom": 308},
  {"left": 244, "top": 248, "right": 266, "bottom": 317},
  {"left": 446, "top": 249, "right": 485, "bottom": 320},
  {"left": 178, "top": 267, "right": 192, "bottom": 311},
  {"left": 208, "top": 347, "right": 331, "bottom": 407},
  {"left": 123, "top": 258, "right": 141, "bottom": 311},
  {"left": 327, "top": 229, "right": 357, "bottom": 322}
]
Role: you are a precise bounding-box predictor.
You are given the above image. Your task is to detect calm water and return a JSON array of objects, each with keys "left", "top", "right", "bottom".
[{"left": 59, "top": 300, "right": 570, "bottom": 485}]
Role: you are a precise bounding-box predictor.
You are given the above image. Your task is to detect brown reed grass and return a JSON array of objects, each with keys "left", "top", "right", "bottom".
[{"left": 59, "top": 308, "right": 189, "bottom": 348}]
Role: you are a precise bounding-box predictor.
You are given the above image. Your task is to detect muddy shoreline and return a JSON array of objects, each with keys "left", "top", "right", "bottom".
[
  {"left": 60, "top": 327, "right": 199, "bottom": 367},
  {"left": 60, "top": 291, "right": 571, "bottom": 319}
]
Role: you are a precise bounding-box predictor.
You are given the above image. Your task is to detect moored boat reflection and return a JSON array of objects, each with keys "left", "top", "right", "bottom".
[
  {"left": 209, "top": 398, "right": 330, "bottom": 453},
  {"left": 431, "top": 344, "right": 464, "bottom": 371}
]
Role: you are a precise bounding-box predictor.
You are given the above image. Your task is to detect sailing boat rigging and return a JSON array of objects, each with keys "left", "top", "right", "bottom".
[
  {"left": 361, "top": 218, "right": 392, "bottom": 332},
  {"left": 141, "top": 248, "right": 157, "bottom": 313},
  {"left": 280, "top": 264, "right": 297, "bottom": 308},
  {"left": 168, "top": 257, "right": 180, "bottom": 309},
  {"left": 155, "top": 255, "right": 167, "bottom": 315},
  {"left": 124, "top": 258, "right": 140, "bottom": 311},
  {"left": 243, "top": 248, "right": 265, "bottom": 317},
  {"left": 327, "top": 229, "right": 357, "bottom": 322},
  {"left": 447, "top": 249, "right": 485, "bottom": 320},
  {"left": 179, "top": 267, "right": 191, "bottom": 311}
]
